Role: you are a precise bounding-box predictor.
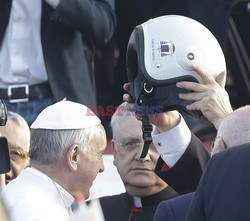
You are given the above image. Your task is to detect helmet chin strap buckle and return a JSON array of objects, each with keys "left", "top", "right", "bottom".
[{"left": 140, "top": 115, "right": 153, "bottom": 158}]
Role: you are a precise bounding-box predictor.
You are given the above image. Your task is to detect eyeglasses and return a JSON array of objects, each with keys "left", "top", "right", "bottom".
[
  {"left": 9, "top": 149, "right": 29, "bottom": 163},
  {"left": 113, "top": 139, "right": 144, "bottom": 151}
]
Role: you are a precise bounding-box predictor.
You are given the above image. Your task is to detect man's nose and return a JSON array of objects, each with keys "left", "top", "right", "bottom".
[
  {"left": 135, "top": 146, "right": 150, "bottom": 161},
  {"left": 5, "top": 168, "right": 13, "bottom": 182}
]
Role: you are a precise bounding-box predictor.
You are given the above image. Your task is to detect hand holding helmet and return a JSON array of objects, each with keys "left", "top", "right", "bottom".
[
  {"left": 176, "top": 65, "right": 233, "bottom": 129},
  {"left": 123, "top": 83, "right": 181, "bottom": 133}
]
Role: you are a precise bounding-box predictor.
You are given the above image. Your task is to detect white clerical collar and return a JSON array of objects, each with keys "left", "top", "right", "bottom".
[{"left": 133, "top": 196, "right": 142, "bottom": 208}]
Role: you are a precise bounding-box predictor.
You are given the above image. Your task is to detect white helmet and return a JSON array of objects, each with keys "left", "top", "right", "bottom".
[{"left": 127, "top": 15, "right": 226, "bottom": 112}]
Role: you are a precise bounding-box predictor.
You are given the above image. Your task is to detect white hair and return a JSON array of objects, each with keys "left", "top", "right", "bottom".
[
  {"left": 30, "top": 124, "right": 104, "bottom": 165},
  {"left": 7, "top": 111, "right": 30, "bottom": 132},
  {"left": 217, "top": 105, "right": 250, "bottom": 148},
  {"left": 110, "top": 102, "right": 135, "bottom": 139},
  {"left": 5, "top": 111, "right": 30, "bottom": 148}
]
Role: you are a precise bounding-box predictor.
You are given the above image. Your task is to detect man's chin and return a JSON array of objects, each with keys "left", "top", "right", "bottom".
[
  {"left": 127, "top": 179, "right": 153, "bottom": 188},
  {"left": 125, "top": 182, "right": 154, "bottom": 197}
]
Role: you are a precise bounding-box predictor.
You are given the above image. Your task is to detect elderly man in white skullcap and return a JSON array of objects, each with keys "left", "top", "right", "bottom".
[{"left": 0, "top": 99, "right": 107, "bottom": 221}]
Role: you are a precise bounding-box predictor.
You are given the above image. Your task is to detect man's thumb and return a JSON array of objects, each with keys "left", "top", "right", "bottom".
[{"left": 216, "top": 71, "right": 226, "bottom": 88}]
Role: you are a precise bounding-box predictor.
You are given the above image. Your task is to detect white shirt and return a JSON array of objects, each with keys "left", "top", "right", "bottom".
[
  {"left": 0, "top": 0, "right": 60, "bottom": 88},
  {"left": 0, "top": 167, "right": 74, "bottom": 221},
  {"left": 152, "top": 114, "right": 191, "bottom": 167}
]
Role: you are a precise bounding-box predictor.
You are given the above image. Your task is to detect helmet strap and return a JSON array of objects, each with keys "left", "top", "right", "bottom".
[
  {"left": 140, "top": 115, "right": 153, "bottom": 158},
  {"left": 137, "top": 82, "right": 154, "bottom": 158}
]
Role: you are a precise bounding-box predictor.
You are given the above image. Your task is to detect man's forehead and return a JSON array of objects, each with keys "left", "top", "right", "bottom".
[
  {"left": 8, "top": 141, "right": 28, "bottom": 152},
  {"left": 119, "top": 114, "right": 141, "bottom": 127},
  {"left": 115, "top": 116, "right": 142, "bottom": 139},
  {"left": 0, "top": 120, "right": 22, "bottom": 134},
  {"left": 0, "top": 122, "right": 29, "bottom": 151}
]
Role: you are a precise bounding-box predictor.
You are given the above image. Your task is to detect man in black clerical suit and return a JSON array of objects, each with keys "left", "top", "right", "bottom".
[{"left": 99, "top": 102, "right": 209, "bottom": 221}]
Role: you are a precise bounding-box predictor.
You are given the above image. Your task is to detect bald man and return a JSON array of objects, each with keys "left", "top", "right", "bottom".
[{"left": 155, "top": 105, "right": 250, "bottom": 221}]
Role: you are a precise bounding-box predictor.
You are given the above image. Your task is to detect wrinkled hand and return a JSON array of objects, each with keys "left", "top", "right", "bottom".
[
  {"left": 123, "top": 83, "right": 181, "bottom": 132},
  {"left": 147, "top": 111, "right": 181, "bottom": 133},
  {"left": 176, "top": 65, "right": 233, "bottom": 129},
  {"left": 0, "top": 174, "right": 6, "bottom": 191}
]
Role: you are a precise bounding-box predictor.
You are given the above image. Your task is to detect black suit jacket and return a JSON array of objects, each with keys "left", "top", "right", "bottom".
[
  {"left": 187, "top": 142, "right": 250, "bottom": 221},
  {"left": 153, "top": 135, "right": 210, "bottom": 221},
  {"left": 0, "top": 0, "right": 116, "bottom": 105},
  {"left": 154, "top": 192, "right": 194, "bottom": 221},
  {"left": 155, "top": 134, "right": 210, "bottom": 194}
]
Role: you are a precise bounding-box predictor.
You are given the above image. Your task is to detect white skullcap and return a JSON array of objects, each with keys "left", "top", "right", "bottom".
[{"left": 30, "top": 99, "right": 101, "bottom": 129}]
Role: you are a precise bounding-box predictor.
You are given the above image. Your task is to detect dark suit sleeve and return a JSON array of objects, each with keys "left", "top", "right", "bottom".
[
  {"left": 0, "top": 0, "right": 11, "bottom": 41},
  {"left": 49, "top": 0, "right": 116, "bottom": 45},
  {"left": 154, "top": 201, "right": 175, "bottom": 221},
  {"left": 154, "top": 192, "right": 195, "bottom": 221},
  {"left": 155, "top": 134, "right": 210, "bottom": 194},
  {"left": 185, "top": 156, "right": 215, "bottom": 221}
]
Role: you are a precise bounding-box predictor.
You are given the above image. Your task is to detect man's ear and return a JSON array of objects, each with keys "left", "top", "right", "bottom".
[
  {"left": 212, "top": 138, "right": 226, "bottom": 156},
  {"left": 112, "top": 140, "right": 117, "bottom": 166},
  {"left": 66, "top": 145, "right": 80, "bottom": 171},
  {"left": 217, "top": 139, "right": 226, "bottom": 152}
]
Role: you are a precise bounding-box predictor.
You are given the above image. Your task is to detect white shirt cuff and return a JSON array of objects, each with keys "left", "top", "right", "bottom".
[
  {"left": 152, "top": 114, "right": 191, "bottom": 168},
  {"left": 45, "top": 0, "right": 61, "bottom": 8}
]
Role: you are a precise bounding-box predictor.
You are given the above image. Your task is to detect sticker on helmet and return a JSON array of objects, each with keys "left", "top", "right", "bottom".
[{"left": 158, "top": 41, "right": 175, "bottom": 57}]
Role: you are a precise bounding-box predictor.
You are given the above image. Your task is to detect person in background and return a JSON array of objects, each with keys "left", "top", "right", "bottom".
[
  {"left": 99, "top": 102, "right": 210, "bottom": 221},
  {"left": 154, "top": 105, "right": 250, "bottom": 220},
  {"left": 1, "top": 100, "right": 107, "bottom": 221},
  {"left": 186, "top": 105, "right": 250, "bottom": 221},
  {"left": 0, "top": 0, "right": 116, "bottom": 125},
  {"left": 210, "top": 105, "right": 250, "bottom": 155},
  {"left": 0, "top": 111, "right": 30, "bottom": 191}
]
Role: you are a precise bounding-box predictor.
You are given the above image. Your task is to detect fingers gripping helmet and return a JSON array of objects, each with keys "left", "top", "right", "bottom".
[{"left": 127, "top": 15, "right": 226, "bottom": 113}]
